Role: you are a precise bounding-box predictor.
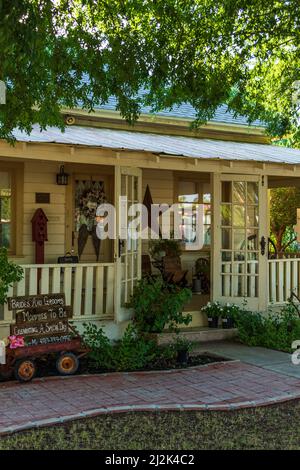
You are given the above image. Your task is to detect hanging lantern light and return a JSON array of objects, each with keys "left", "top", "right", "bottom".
[{"left": 56, "top": 165, "right": 69, "bottom": 185}]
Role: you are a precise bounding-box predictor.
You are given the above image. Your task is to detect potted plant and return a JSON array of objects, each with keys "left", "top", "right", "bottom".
[
  {"left": 149, "top": 237, "right": 182, "bottom": 260},
  {"left": 201, "top": 301, "right": 221, "bottom": 328},
  {"left": 128, "top": 276, "right": 192, "bottom": 335},
  {"left": 172, "top": 335, "right": 193, "bottom": 364},
  {"left": 221, "top": 304, "right": 240, "bottom": 329}
]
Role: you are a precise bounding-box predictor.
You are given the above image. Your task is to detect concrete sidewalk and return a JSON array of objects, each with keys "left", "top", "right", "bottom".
[{"left": 195, "top": 341, "right": 300, "bottom": 378}]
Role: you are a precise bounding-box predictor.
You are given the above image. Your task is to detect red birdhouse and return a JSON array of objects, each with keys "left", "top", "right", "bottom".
[{"left": 31, "top": 208, "right": 48, "bottom": 264}]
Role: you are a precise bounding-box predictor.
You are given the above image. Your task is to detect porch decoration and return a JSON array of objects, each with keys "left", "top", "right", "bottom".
[
  {"left": 0, "top": 293, "right": 89, "bottom": 382},
  {"left": 142, "top": 184, "right": 154, "bottom": 232},
  {"left": 56, "top": 165, "right": 69, "bottom": 185},
  {"left": 75, "top": 179, "right": 106, "bottom": 260},
  {"left": 8, "top": 335, "right": 25, "bottom": 349},
  {"left": 31, "top": 208, "right": 48, "bottom": 264},
  {"left": 194, "top": 257, "right": 210, "bottom": 294}
]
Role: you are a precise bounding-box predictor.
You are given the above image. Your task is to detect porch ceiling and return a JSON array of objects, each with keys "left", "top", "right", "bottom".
[{"left": 12, "top": 124, "right": 300, "bottom": 165}]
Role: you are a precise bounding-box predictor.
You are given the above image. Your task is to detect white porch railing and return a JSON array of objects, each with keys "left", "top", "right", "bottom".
[
  {"left": 269, "top": 258, "right": 300, "bottom": 304},
  {"left": 1, "top": 263, "right": 115, "bottom": 325}
]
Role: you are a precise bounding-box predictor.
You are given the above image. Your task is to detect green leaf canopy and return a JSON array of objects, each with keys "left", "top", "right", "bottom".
[{"left": 0, "top": 1, "right": 299, "bottom": 141}]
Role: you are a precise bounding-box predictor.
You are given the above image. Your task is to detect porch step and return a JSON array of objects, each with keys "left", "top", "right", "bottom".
[{"left": 154, "top": 327, "right": 238, "bottom": 346}]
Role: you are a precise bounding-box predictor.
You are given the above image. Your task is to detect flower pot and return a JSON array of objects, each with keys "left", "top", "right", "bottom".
[
  {"left": 222, "top": 317, "right": 234, "bottom": 329},
  {"left": 207, "top": 317, "right": 219, "bottom": 328},
  {"left": 177, "top": 350, "right": 189, "bottom": 364},
  {"left": 192, "top": 278, "right": 202, "bottom": 293}
]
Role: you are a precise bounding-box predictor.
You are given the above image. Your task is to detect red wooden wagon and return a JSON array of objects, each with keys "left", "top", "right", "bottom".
[{"left": 0, "top": 337, "right": 89, "bottom": 383}]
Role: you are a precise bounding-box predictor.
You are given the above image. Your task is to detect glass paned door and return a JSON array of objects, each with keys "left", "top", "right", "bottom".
[
  {"left": 213, "top": 174, "right": 268, "bottom": 311},
  {"left": 115, "top": 167, "right": 142, "bottom": 321}
]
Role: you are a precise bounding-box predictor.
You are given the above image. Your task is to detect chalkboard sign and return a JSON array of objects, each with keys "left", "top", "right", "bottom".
[
  {"left": 11, "top": 320, "right": 69, "bottom": 337},
  {"left": 7, "top": 294, "right": 74, "bottom": 348},
  {"left": 8, "top": 294, "right": 65, "bottom": 311},
  {"left": 15, "top": 306, "right": 72, "bottom": 324},
  {"left": 25, "top": 334, "right": 73, "bottom": 347}
]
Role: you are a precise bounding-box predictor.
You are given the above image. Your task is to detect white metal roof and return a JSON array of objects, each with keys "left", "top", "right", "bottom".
[{"left": 12, "top": 124, "right": 300, "bottom": 165}]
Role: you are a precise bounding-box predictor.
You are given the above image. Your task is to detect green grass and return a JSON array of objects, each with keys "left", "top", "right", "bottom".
[{"left": 1, "top": 400, "right": 300, "bottom": 450}]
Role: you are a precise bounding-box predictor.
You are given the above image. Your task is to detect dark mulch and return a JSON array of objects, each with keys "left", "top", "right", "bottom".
[{"left": 0, "top": 352, "right": 229, "bottom": 382}]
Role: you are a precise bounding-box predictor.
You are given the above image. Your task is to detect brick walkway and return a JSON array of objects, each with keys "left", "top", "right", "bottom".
[{"left": 1, "top": 361, "right": 300, "bottom": 434}]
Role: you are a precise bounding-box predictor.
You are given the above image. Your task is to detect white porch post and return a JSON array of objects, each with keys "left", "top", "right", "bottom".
[
  {"left": 211, "top": 172, "right": 222, "bottom": 303},
  {"left": 259, "top": 175, "right": 269, "bottom": 311}
]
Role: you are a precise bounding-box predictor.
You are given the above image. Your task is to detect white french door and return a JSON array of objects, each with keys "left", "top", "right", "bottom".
[
  {"left": 212, "top": 174, "right": 268, "bottom": 311},
  {"left": 114, "top": 166, "right": 142, "bottom": 322}
]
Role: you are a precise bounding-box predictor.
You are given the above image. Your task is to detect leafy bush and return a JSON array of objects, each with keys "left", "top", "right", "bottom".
[
  {"left": 82, "top": 322, "right": 115, "bottom": 370},
  {"left": 0, "top": 248, "right": 23, "bottom": 305},
  {"left": 82, "top": 323, "right": 157, "bottom": 372},
  {"left": 112, "top": 324, "right": 157, "bottom": 371},
  {"left": 128, "top": 276, "right": 192, "bottom": 333},
  {"left": 235, "top": 303, "right": 300, "bottom": 352}
]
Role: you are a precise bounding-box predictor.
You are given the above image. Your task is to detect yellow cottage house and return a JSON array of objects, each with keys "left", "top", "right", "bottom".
[{"left": 1, "top": 99, "right": 300, "bottom": 339}]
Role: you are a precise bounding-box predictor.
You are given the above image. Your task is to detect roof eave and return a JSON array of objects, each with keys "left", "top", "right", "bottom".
[{"left": 61, "top": 107, "right": 267, "bottom": 138}]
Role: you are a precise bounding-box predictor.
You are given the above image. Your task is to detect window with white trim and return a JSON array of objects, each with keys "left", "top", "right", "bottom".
[{"left": 177, "top": 180, "right": 211, "bottom": 249}]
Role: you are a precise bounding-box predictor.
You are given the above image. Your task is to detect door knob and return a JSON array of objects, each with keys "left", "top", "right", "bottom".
[{"left": 260, "top": 236, "right": 266, "bottom": 255}]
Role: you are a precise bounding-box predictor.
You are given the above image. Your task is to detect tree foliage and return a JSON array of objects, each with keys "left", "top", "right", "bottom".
[
  {"left": 270, "top": 187, "right": 300, "bottom": 253},
  {"left": 0, "top": 248, "right": 23, "bottom": 304},
  {"left": 0, "top": 0, "right": 299, "bottom": 141}
]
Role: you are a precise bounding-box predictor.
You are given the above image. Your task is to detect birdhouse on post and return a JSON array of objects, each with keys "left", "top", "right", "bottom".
[{"left": 32, "top": 208, "right": 48, "bottom": 264}]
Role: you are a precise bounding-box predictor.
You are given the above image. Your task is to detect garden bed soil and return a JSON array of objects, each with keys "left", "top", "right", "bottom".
[{"left": 0, "top": 353, "right": 230, "bottom": 381}]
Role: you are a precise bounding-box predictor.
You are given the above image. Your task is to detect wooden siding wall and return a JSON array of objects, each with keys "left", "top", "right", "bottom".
[
  {"left": 142, "top": 169, "right": 174, "bottom": 206},
  {"left": 13, "top": 164, "right": 210, "bottom": 267},
  {"left": 17, "top": 161, "right": 66, "bottom": 264}
]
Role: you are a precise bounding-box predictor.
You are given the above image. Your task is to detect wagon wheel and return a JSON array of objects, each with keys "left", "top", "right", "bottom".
[
  {"left": 56, "top": 352, "right": 79, "bottom": 376},
  {"left": 14, "top": 358, "right": 37, "bottom": 383}
]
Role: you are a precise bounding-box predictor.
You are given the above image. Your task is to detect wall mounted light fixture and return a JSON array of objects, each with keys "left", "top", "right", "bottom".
[{"left": 56, "top": 165, "right": 69, "bottom": 185}]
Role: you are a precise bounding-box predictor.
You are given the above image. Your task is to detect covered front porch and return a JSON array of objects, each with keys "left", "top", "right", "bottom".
[{"left": 1, "top": 127, "right": 300, "bottom": 338}]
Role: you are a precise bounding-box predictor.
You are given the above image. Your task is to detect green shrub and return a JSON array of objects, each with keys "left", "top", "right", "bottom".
[
  {"left": 0, "top": 248, "right": 23, "bottom": 305},
  {"left": 234, "top": 310, "right": 265, "bottom": 346},
  {"left": 82, "top": 323, "right": 157, "bottom": 372},
  {"left": 128, "top": 276, "right": 192, "bottom": 333},
  {"left": 235, "top": 303, "right": 300, "bottom": 352},
  {"left": 82, "top": 322, "right": 115, "bottom": 370},
  {"left": 112, "top": 324, "right": 157, "bottom": 371}
]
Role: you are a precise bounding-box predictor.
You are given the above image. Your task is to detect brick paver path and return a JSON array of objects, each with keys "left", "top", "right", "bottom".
[{"left": 1, "top": 361, "right": 300, "bottom": 434}]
